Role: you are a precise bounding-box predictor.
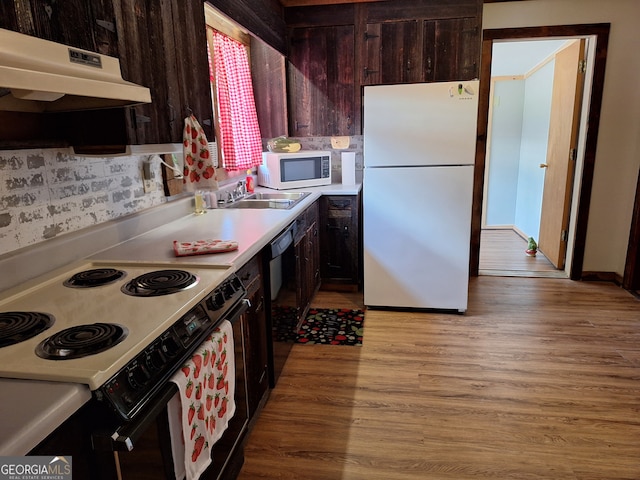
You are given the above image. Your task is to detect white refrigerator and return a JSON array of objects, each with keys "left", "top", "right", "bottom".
[{"left": 363, "top": 80, "right": 479, "bottom": 313}]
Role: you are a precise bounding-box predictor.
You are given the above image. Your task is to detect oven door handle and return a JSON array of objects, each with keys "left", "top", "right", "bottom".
[
  {"left": 92, "top": 382, "right": 178, "bottom": 452},
  {"left": 92, "top": 298, "right": 249, "bottom": 452},
  {"left": 226, "top": 298, "right": 250, "bottom": 323}
]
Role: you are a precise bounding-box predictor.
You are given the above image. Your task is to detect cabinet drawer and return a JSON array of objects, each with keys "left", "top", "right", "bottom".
[
  {"left": 237, "top": 255, "right": 262, "bottom": 296},
  {"left": 326, "top": 198, "right": 353, "bottom": 218}
]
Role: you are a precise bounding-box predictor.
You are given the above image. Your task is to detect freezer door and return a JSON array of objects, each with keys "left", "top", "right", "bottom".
[
  {"left": 363, "top": 81, "right": 479, "bottom": 168},
  {"left": 363, "top": 165, "right": 474, "bottom": 311}
]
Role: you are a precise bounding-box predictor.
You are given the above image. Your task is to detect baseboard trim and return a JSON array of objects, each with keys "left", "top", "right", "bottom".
[{"left": 581, "top": 271, "right": 623, "bottom": 285}]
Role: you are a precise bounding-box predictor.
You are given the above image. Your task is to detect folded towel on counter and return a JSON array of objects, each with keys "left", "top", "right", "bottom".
[
  {"left": 168, "top": 320, "right": 236, "bottom": 480},
  {"left": 183, "top": 114, "right": 219, "bottom": 192},
  {"left": 173, "top": 239, "right": 238, "bottom": 257}
]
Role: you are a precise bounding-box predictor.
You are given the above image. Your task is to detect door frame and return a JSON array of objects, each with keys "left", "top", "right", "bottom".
[
  {"left": 470, "top": 23, "right": 610, "bottom": 280},
  {"left": 623, "top": 169, "right": 640, "bottom": 290}
]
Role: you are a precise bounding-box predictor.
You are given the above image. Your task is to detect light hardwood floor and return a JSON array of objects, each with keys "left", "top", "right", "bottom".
[
  {"left": 480, "top": 228, "right": 562, "bottom": 277},
  {"left": 239, "top": 278, "right": 640, "bottom": 479}
]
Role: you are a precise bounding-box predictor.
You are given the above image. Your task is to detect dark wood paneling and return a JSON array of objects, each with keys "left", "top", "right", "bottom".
[
  {"left": 113, "top": 0, "right": 173, "bottom": 145},
  {"left": 366, "top": 0, "right": 479, "bottom": 22},
  {"left": 288, "top": 25, "right": 355, "bottom": 136},
  {"left": 0, "top": 2, "right": 21, "bottom": 32},
  {"left": 207, "top": 0, "right": 287, "bottom": 55},
  {"left": 425, "top": 17, "right": 479, "bottom": 81},
  {"left": 113, "top": 0, "right": 213, "bottom": 145},
  {"left": 170, "top": 0, "right": 214, "bottom": 139},
  {"left": 287, "top": 0, "right": 481, "bottom": 136},
  {"left": 251, "top": 39, "right": 288, "bottom": 138},
  {"left": 285, "top": 4, "right": 355, "bottom": 27},
  {"left": 380, "top": 21, "right": 422, "bottom": 84},
  {"left": 0, "top": 0, "right": 117, "bottom": 53}
]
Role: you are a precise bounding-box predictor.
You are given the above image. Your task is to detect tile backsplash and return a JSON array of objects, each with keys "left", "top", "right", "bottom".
[
  {"left": 283, "top": 135, "right": 364, "bottom": 182},
  {"left": 0, "top": 149, "right": 165, "bottom": 256},
  {"left": 0, "top": 136, "right": 364, "bottom": 257}
]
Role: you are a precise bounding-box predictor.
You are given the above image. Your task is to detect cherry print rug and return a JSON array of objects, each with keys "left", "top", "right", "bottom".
[{"left": 296, "top": 308, "right": 365, "bottom": 346}]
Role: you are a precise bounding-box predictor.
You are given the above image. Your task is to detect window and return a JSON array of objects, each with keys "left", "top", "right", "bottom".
[{"left": 205, "top": 7, "right": 263, "bottom": 172}]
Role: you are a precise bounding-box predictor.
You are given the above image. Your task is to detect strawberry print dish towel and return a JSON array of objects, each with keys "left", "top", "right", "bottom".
[
  {"left": 183, "top": 114, "right": 218, "bottom": 192},
  {"left": 168, "top": 320, "right": 235, "bottom": 480},
  {"left": 173, "top": 239, "right": 239, "bottom": 257}
]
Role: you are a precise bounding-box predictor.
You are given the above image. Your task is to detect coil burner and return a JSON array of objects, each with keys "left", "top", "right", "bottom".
[
  {"left": 0, "top": 311, "right": 55, "bottom": 348},
  {"left": 35, "top": 323, "right": 128, "bottom": 360},
  {"left": 121, "top": 269, "right": 199, "bottom": 297},
  {"left": 64, "top": 268, "right": 127, "bottom": 288}
]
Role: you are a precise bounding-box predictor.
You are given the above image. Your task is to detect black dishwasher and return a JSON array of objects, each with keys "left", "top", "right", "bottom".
[{"left": 263, "top": 222, "right": 300, "bottom": 387}]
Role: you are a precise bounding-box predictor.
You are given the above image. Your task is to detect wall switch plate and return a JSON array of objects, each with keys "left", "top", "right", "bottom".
[
  {"left": 141, "top": 163, "right": 155, "bottom": 193},
  {"left": 143, "top": 177, "right": 156, "bottom": 193}
]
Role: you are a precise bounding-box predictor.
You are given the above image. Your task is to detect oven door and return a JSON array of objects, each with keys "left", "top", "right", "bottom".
[{"left": 91, "top": 301, "right": 249, "bottom": 480}]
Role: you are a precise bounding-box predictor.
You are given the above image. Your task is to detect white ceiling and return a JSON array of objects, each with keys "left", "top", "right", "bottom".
[{"left": 492, "top": 39, "right": 571, "bottom": 77}]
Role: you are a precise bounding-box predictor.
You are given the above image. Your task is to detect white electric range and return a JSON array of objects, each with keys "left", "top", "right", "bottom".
[{"left": 0, "top": 260, "right": 244, "bottom": 421}]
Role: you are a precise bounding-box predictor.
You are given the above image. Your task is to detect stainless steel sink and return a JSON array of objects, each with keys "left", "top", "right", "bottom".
[
  {"left": 222, "top": 191, "right": 311, "bottom": 210},
  {"left": 245, "top": 192, "right": 309, "bottom": 201}
]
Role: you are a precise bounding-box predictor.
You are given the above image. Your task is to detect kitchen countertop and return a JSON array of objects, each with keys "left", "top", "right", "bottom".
[
  {"left": 90, "top": 184, "right": 361, "bottom": 268},
  {"left": 0, "top": 379, "right": 92, "bottom": 456},
  {"left": 0, "top": 182, "right": 360, "bottom": 456}
]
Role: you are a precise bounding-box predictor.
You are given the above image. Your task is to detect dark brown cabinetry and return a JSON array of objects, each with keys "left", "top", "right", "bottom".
[
  {"left": 0, "top": 0, "right": 213, "bottom": 151},
  {"left": 319, "top": 194, "right": 361, "bottom": 289},
  {"left": 363, "top": 17, "right": 479, "bottom": 85},
  {"left": 0, "top": 0, "right": 124, "bottom": 150},
  {"left": 288, "top": 25, "right": 355, "bottom": 137},
  {"left": 0, "top": 0, "right": 118, "bottom": 55},
  {"left": 236, "top": 254, "right": 269, "bottom": 423},
  {"left": 285, "top": 0, "right": 482, "bottom": 136},
  {"left": 294, "top": 201, "right": 321, "bottom": 318},
  {"left": 113, "top": 0, "right": 213, "bottom": 146}
]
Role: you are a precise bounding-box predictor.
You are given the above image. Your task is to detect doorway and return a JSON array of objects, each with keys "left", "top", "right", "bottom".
[
  {"left": 479, "top": 37, "right": 585, "bottom": 278},
  {"left": 470, "top": 24, "right": 611, "bottom": 280}
]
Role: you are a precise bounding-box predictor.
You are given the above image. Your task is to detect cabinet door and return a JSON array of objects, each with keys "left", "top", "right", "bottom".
[
  {"left": 364, "top": 17, "right": 479, "bottom": 85},
  {"left": 423, "top": 17, "right": 479, "bottom": 82},
  {"left": 242, "top": 288, "right": 268, "bottom": 419},
  {"left": 288, "top": 25, "right": 355, "bottom": 136},
  {"left": 114, "top": 0, "right": 213, "bottom": 144},
  {"left": 306, "top": 201, "right": 321, "bottom": 302},
  {"left": 237, "top": 255, "right": 269, "bottom": 420},
  {"left": 168, "top": 0, "right": 214, "bottom": 140},
  {"left": 363, "top": 21, "right": 421, "bottom": 85},
  {"left": 293, "top": 202, "right": 320, "bottom": 320},
  {"left": 251, "top": 39, "right": 288, "bottom": 139},
  {"left": 0, "top": 0, "right": 117, "bottom": 54},
  {"left": 320, "top": 195, "right": 360, "bottom": 286}
]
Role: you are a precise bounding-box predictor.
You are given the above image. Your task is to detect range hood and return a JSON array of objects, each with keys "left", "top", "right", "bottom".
[{"left": 0, "top": 28, "right": 151, "bottom": 113}]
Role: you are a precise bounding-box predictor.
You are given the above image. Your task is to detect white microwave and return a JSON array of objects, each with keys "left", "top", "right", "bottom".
[{"left": 258, "top": 150, "right": 332, "bottom": 190}]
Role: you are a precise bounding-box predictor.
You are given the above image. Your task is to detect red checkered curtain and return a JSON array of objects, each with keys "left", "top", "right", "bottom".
[{"left": 209, "top": 30, "right": 263, "bottom": 171}]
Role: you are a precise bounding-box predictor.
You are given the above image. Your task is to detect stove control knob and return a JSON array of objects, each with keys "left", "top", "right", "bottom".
[
  {"left": 223, "top": 282, "right": 236, "bottom": 298},
  {"left": 207, "top": 292, "right": 225, "bottom": 311},
  {"left": 161, "top": 337, "right": 181, "bottom": 358},
  {"left": 232, "top": 276, "right": 243, "bottom": 291},
  {"left": 128, "top": 365, "right": 150, "bottom": 389},
  {"left": 146, "top": 350, "right": 165, "bottom": 372}
]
